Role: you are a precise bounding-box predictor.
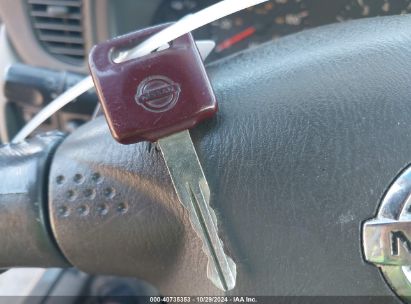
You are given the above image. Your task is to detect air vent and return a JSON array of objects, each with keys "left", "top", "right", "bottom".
[{"left": 27, "top": 0, "right": 85, "bottom": 63}]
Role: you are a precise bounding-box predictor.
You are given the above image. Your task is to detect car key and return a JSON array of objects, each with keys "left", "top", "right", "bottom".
[{"left": 89, "top": 24, "right": 236, "bottom": 291}]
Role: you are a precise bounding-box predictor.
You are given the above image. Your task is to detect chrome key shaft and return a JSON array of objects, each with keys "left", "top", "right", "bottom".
[{"left": 158, "top": 130, "right": 236, "bottom": 291}]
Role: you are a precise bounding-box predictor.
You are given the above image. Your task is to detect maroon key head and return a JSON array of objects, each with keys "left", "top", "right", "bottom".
[{"left": 89, "top": 24, "right": 218, "bottom": 144}]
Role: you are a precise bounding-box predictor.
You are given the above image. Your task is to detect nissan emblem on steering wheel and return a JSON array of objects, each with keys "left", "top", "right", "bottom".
[
  {"left": 363, "top": 166, "right": 411, "bottom": 301},
  {"left": 135, "top": 75, "right": 181, "bottom": 113}
]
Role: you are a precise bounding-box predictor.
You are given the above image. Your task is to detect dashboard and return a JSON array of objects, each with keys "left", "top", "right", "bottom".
[
  {"left": 1, "top": 0, "right": 410, "bottom": 70},
  {"left": 153, "top": 0, "right": 411, "bottom": 61}
]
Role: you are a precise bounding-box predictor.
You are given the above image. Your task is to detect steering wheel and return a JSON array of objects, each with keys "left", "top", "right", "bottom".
[{"left": 1, "top": 14, "right": 411, "bottom": 301}]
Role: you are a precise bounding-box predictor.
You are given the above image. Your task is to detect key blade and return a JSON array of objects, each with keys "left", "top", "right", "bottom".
[
  {"left": 186, "top": 180, "right": 237, "bottom": 291},
  {"left": 158, "top": 130, "right": 237, "bottom": 291}
]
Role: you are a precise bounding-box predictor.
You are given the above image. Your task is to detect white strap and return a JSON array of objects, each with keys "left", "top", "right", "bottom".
[
  {"left": 118, "top": 0, "right": 268, "bottom": 61},
  {"left": 12, "top": 0, "right": 268, "bottom": 143}
]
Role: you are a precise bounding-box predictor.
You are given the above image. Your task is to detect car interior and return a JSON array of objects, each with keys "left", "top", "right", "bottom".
[{"left": 0, "top": 0, "right": 411, "bottom": 303}]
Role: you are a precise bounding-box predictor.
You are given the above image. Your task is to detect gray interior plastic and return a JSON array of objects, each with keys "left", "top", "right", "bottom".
[
  {"left": 0, "top": 0, "right": 162, "bottom": 73},
  {"left": 0, "top": 132, "right": 68, "bottom": 268}
]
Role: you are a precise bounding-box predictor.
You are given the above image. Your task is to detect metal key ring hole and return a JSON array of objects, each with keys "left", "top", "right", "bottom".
[{"left": 111, "top": 41, "right": 172, "bottom": 64}]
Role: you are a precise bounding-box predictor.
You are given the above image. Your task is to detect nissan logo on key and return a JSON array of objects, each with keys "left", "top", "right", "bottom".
[{"left": 135, "top": 75, "right": 181, "bottom": 113}]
